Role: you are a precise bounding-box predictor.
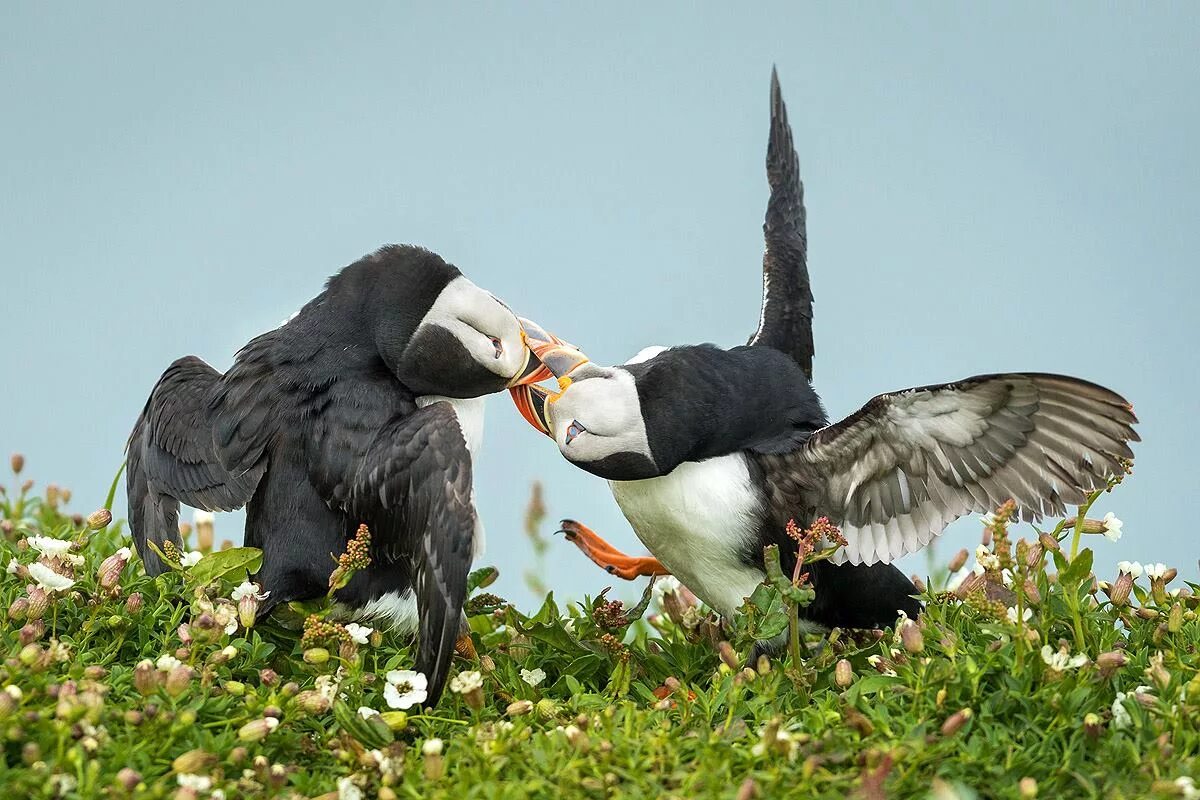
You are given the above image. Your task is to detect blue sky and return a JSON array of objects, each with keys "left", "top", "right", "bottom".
[{"left": 2, "top": 4, "right": 1196, "bottom": 608}]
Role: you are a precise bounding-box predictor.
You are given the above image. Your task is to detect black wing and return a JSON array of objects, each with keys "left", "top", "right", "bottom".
[
  {"left": 337, "top": 403, "right": 476, "bottom": 706},
  {"left": 747, "top": 67, "right": 814, "bottom": 379},
  {"left": 764, "top": 373, "right": 1138, "bottom": 565},
  {"left": 126, "top": 356, "right": 269, "bottom": 574}
]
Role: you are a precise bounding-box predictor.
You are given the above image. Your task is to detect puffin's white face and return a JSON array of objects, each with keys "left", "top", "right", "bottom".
[
  {"left": 422, "top": 277, "right": 529, "bottom": 383},
  {"left": 544, "top": 363, "right": 654, "bottom": 473}
]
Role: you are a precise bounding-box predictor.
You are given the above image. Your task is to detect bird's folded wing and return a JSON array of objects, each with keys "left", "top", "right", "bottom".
[
  {"left": 747, "top": 68, "right": 814, "bottom": 379},
  {"left": 794, "top": 373, "right": 1138, "bottom": 565},
  {"left": 340, "top": 403, "right": 476, "bottom": 703}
]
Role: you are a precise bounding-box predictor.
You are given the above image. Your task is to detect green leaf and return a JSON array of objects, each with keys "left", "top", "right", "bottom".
[
  {"left": 187, "top": 547, "right": 264, "bottom": 586},
  {"left": 1060, "top": 548, "right": 1094, "bottom": 588},
  {"left": 846, "top": 674, "right": 902, "bottom": 703},
  {"left": 468, "top": 565, "right": 499, "bottom": 592}
]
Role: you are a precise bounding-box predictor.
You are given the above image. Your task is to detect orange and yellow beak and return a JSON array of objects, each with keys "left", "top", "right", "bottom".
[{"left": 508, "top": 318, "right": 589, "bottom": 436}]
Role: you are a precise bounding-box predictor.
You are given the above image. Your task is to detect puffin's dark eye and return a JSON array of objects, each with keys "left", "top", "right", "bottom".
[
  {"left": 565, "top": 419, "right": 587, "bottom": 445},
  {"left": 489, "top": 336, "right": 503, "bottom": 359}
]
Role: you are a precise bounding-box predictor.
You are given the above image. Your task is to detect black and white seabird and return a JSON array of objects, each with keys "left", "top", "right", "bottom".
[
  {"left": 511, "top": 71, "right": 1139, "bottom": 642},
  {"left": 127, "top": 244, "right": 556, "bottom": 703}
]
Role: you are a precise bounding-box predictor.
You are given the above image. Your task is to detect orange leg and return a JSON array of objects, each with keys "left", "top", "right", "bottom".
[{"left": 557, "top": 519, "right": 671, "bottom": 580}]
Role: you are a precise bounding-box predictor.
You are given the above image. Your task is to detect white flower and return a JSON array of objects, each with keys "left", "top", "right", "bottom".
[
  {"left": 212, "top": 791, "right": 226, "bottom": 800},
  {"left": 1111, "top": 692, "right": 1133, "bottom": 729},
  {"left": 1007, "top": 606, "right": 1032, "bottom": 624},
  {"left": 1145, "top": 563, "right": 1167, "bottom": 580},
  {"left": 357, "top": 706, "right": 379, "bottom": 719},
  {"left": 156, "top": 654, "right": 182, "bottom": 671},
  {"left": 449, "top": 670, "right": 483, "bottom": 694},
  {"left": 1041, "top": 645, "right": 1088, "bottom": 672},
  {"left": 520, "top": 667, "right": 547, "bottom": 687},
  {"left": 1117, "top": 561, "right": 1143, "bottom": 579},
  {"left": 1001, "top": 569, "right": 1014, "bottom": 587},
  {"left": 562, "top": 617, "right": 575, "bottom": 634},
  {"left": 192, "top": 510, "right": 215, "bottom": 525},
  {"left": 5, "top": 685, "right": 23, "bottom": 701},
  {"left": 344, "top": 623, "right": 373, "bottom": 645},
  {"left": 1175, "top": 777, "right": 1198, "bottom": 800},
  {"left": 422, "top": 737, "right": 444, "bottom": 756},
  {"left": 384, "top": 670, "right": 428, "bottom": 710},
  {"left": 1101, "top": 512, "right": 1123, "bottom": 541},
  {"left": 973, "top": 545, "right": 999, "bottom": 573},
  {"left": 5, "top": 558, "right": 19, "bottom": 575},
  {"left": 231, "top": 581, "right": 269, "bottom": 602},
  {"left": 315, "top": 673, "right": 342, "bottom": 701},
  {"left": 180, "top": 551, "right": 203, "bottom": 568},
  {"left": 337, "top": 776, "right": 363, "bottom": 800},
  {"left": 27, "top": 562, "right": 75, "bottom": 593},
  {"left": 177, "top": 774, "right": 212, "bottom": 791},
  {"left": 651, "top": 575, "right": 682, "bottom": 606},
  {"left": 115, "top": 547, "right": 132, "bottom": 560},
  {"left": 980, "top": 513, "right": 997, "bottom": 528},
  {"left": 26, "top": 535, "right": 72, "bottom": 556}
]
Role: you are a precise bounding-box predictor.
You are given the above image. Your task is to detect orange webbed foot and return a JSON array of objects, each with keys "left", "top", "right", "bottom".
[{"left": 557, "top": 519, "right": 671, "bottom": 580}]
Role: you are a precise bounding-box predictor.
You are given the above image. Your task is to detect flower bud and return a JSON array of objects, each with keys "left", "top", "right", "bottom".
[
  {"left": 18, "top": 621, "right": 44, "bottom": 645},
  {"left": 281, "top": 682, "right": 300, "bottom": 698},
  {"left": 171, "top": 749, "right": 215, "bottom": 774},
  {"left": 1135, "top": 607, "right": 1158, "bottom": 620},
  {"left": 935, "top": 688, "right": 947, "bottom": 708},
  {"left": 479, "top": 654, "right": 496, "bottom": 673},
  {"left": 116, "top": 767, "right": 141, "bottom": 793},
  {"left": 1037, "top": 533, "right": 1060, "bottom": 552},
  {"left": 133, "top": 660, "right": 159, "bottom": 695},
  {"left": 302, "top": 648, "right": 329, "bottom": 665},
  {"left": 237, "top": 717, "right": 279, "bottom": 743},
  {"left": 756, "top": 654, "right": 771, "bottom": 675},
  {"left": 380, "top": 710, "right": 408, "bottom": 731},
  {"left": 900, "top": 621, "right": 924, "bottom": 654},
  {"left": 164, "top": 666, "right": 193, "bottom": 697},
  {"left": 238, "top": 595, "right": 260, "bottom": 630},
  {"left": 18, "top": 644, "right": 42, "bottom": 667},
  {"left": 125, "top": 593, "right": 143, "bottom": 614},
  {"left": 259, "top": 668, "right": 278, "bottom": 686},
  {"left": 1106, "top": 572, "right": 1133, "bottom": 607},
  {"left": 718, "top": 641, "right": 739, "bottom": 671},
  {"left": 1145, "top": 652, "right": 1170, "bottom": 691},
  {"left": 1168, "top": 603, "right": 1183, "bottom": 633},
  {"left": 97, "top": 550, "right": 129, "bottom": 590},
  {"left": 422, "top": 738, "right": 445, "bottom": 779},
  {"left": 1095, "top": 650, "right": 1127, "bottom": 678},
  {"left": 947, "top": 548, "right": 968, "bottom": 573},
  {"left": 7, "top": 597, "right": 28, "bottom": 622},
  {"left": 1083, "top": 712, "right": 1102, "bottom": 738},
  {"left": 506, "top": 700, "right": 534, "bottom": 717},
  {"left": 10, "top": 453, "right": 25, "bottom": 475},
  {"left": 940, "top": 708, "right": 972, "bottom": 737},
  {"left": 86, "top": 509, "right": 112, "bottom": 531},
  {"left": 535, "top": 698, "right": 558, "bottom": 720},
  {"left": 563, "top": 724, "right": 590, "bottom": 752},
  {"left": 25, "top": 588, "right": 49, "bottom": 621},
  {"left": 293, "top": 690, "right": 331, "bottom": 715},
  {"left": 834, "top": 659, "right": 854, "bottom": 688},
  {"left": 0, "top": 692, "right": 16, "bottom": 720}
]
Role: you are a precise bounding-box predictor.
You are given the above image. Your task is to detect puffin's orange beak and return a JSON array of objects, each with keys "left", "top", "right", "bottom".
[{"left": 508, "top": 318, "right": 589, "bottom": 436}]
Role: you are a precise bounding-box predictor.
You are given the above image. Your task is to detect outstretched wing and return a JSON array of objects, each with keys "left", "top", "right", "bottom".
[
  {"left": 126, "top": 356, "right": 268, "bottom": 573},
  {"left": 766, "top": 373, "right": 1138, "bottom": 565},
  {"left": 747, "top": 67, "right": 814, "bottom": 379},
  {"left": 338, "top": 403, "right": 476, "bottom": 706}
]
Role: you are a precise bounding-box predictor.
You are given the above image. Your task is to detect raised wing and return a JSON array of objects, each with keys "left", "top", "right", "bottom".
[
  {"left": 339, "top": 403, "right": 476, "bottom": 706},
  {"left": 776, "top": 373, "right": 1138, "bottom": 565},
  {"left": 127, "top": 356, "right": 268, "bottom": 574},
  {"left": 747, "top": 67, "right": 814, "bottom": 379}
]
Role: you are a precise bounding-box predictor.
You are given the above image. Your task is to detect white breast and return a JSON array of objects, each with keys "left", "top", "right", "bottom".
[
  {"left": 609, "top": 454, "right": 766, "bottom": 618},
  {"left": 417, "top": 394, "right": 487, "bottom": 559}
]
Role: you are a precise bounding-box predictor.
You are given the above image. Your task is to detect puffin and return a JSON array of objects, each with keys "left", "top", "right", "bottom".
[
  {"left": 127, "top": 244, "right": 557, "bottom": 703},
  {"left": 510, "top": 71, "right": 1139, "bottom": 646}
]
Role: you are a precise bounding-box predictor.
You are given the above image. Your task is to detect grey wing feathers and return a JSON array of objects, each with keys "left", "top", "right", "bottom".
[
  {"left": 345, "top": 403, "right": 476, "bottom": 705},
  {"left": 748, "top": 67, "right": 814, "bottom": 379},
  {"left": 126, "top": 356, "right": 267, "bottom": 574},
  {"left": 794, "top": 373, "right": 1138, "bottom": 565}
]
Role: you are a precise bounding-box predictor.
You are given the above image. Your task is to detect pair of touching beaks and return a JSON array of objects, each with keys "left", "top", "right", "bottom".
[{"left": 509, "top": 318, "right": 589, "bottom": 436}]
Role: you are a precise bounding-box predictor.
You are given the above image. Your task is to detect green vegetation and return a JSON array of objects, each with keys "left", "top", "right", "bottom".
[{"left": 1, "top": 456, "right": 1196, "bottom": 799}]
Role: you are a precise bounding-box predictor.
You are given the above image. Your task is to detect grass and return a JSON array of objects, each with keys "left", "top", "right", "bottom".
[{"left": 0, "top": 456, "right": 1197, "bottom": 800}]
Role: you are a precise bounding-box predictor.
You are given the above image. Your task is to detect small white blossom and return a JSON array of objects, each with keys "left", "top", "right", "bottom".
[
  {"left": 1117, "top": 561, "right": 1143, "bottom": 579},
  {"left": 5, "top": 558, "right": 19, "bottom": 575},
  {"left": 1001, "top": 569, "right": 1014, "bottom": 587},
  {"left": 1175, "top": 777, "right": 1198, "bottom": 800},
  {"left": 344, "top": 622, "right": 373, "bottom": 645},
  {"left": 1007, "top": 606, "right": 1032, "bottom": 624},
  {"left": 384, "top": 669, "right": 428, "bottom": 710},
  {"left": 520, "top": 667, "right": 547, "bottom": 687},
  {"left": 180, "top": 551, "right": 203, "bottom": 568},
  {"left": 651, "top": 575, "right": 682, "bottom": 606},
  {"left": 980, "top": 513, "right": 997, "bottom": 528},
  {"left": 337, "top": 776, "right": 363, "bottom": 800},
  {"left": 422, "top": 737, "right": 444, "bottom": 756},
  {"left": 177, "top": 774, "right": 212, "bottom": 791},
  {"left": 4, "top": 685, "right": 23, "bottom": 701},
  {"left": 26, "top": 535, "right": 72, "bottom": 556},
  {"left": 1041, "top": 645, "right": 1088, "bottom": 672},
  {"left": 357, "top": 706, "right": 379, "bottom": 719},
  {"left": 449, "top": 670, "right": 483, "bottom": 694},
  {"left": 231, "top": 581, "right": 269, "bottom": 602},
  {"left": 192, "top": 509, "right": 215, "bottom": 525},
  {"left": 156, "top": 654, "right": 182, "bottom": 671},
  {"left": 562, "top": 617, "right": 575, "bottom": 634},
  {"left": 973, "top": 544, "right": 1000, "bottom": 574},
  {"left": 315, "top": 673, "right": 342, "bottom": 701},
  {"left": 1145, "top": 563, "right": 1168, "bottom": 580},
  {"left": 115, "top": 546, "right": 132, "bottom": 560},
  {"left": 212, "top": 791, "right": 227, "bottom": 800},
  {"left": 27, "top": 562, "right": 75, "bottom": 593},
  {"left": 1101, "top": 512, "right": 1123, "bottom": 542},
  {"left": 1112, "top": 692, "right": 1133, "bottom": 729}
]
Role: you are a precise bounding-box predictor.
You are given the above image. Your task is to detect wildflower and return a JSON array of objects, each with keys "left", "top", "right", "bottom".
[
  {"left": 1096, "top": 650, "right": 1128, "bottom": 677},
  {"left": 172, "top": 749, "right": 216, "bottom": 775},
  {"left": 25, "top": 562, "right": 73, "bottom": 593},
  {"left": 972, "top": 545, "right": 999, "bottom": 575},
  {"left": 1041, "top": 645, "right": 1088, "bottom": 672},
  {"left": 116, "top": 768, "right": 141, "bottom": 792},
  {"left": 231, "top": 581, "right": 269, "bottom": 629},
  {"left": 941, "top": 708, "right": 973, "bottom": 737},
  {"left": 133, "top": 660, "right": 159, "bottom": 695},
  {"left": 866, "top": 654, "right": 897, "bottom": 678},
  {"left": 180, "top": 551, "right": 203, "bottom": 568},
  {"left": 26, "top": 535, "right": 72, "bottom": 556},
  {"left": 1176, "top": 777, "right": 1199, "bottom": 800},
  {"left": 314, "top": 673, "right": 342, "bottom": 701},
  {"left": 164, "top": 666, "right": 193, "bottom": 697},
  {"left": 900, "top": 620, "right": 924, "bottom": 653},
  {"left": 1007, "top": 606, "right": 1032, "bottom": 625},
  {"left": 125, "top": 592, "right": 143, "bottom": 614},
  {"left": 507, "top": 699, "right": 534, "bottom": 717},
  {"left": 1111, "top": 692, "right": 1133, "bottom": 729},
  {"left": 192, "top": 509, "right": 215, "bottom": 551},
  {"left": 651, "top": 575, "right": 682, "bottom": 606},
  {"left": 97, "top": 547, "right": 131, "bottom": 591},
  {"left": 834, "top": 659, "right": 854, "bottom": 688},
  {"left": 337, "top": 776, "right": 364, "bottom": 800},
  {"left": 1083, "top": 712, "right": 1103, "bottom": 738},
  {"left": 1145, "top": 651, "right": 1171, "bottom": 691},
  {"left": 293, "top": 691, "right": 332, "bottom": 715},
  {"left": 450, "top": 670, "right": 484, "bottom": 710},
  {"left": 5, "top": 558, "right": 19, "bottom": 576},
  {"left": 1117, "top": 561, "right": 1143, "bottom": 579},
  {"left": 520, "top": 667, "right": 547, "bottom": 687},
  {"left": 5, "top": 685, "right": 22, "bottom": 701},
  {"left": 25, "top": 587, "right": 49, "bottom": 620},
  {"left": 156, "top": 654, "right": 182, "bottom": 671},
  {"left": 1146, "top": 563, "right": 1167, "bottom": 580},
  {"left": 384, "top": 670, "right": 428, "bottom": 710},
  {"left": 1107, "top": 570, "right": 1134, "bottom": 606},
  {"left": 237, "top": 717, "right": 279, "bottom": 743},
  {"left": 422, "top": 738, "right": 446, "bottom": 779},
  {"left": 357, "top": 706, "right": 379, "bottom": 719},
  {"left": 344, "top": 622, "right": 373, "bottom": 645},
  {"left": 302, "top": 647, "right": 330, "bottom": 665},
  {"left": 86, "top": 509, "right": 112, "bottom": 530},
  {"left": 1018, "top": 778, "right": 1038, "bottom": 799},
  {"left": 947, "top": 548, "right": 969, "bottom": 573},
  {"left": 1101, "top": 512, "right": 1123, "bottom": 541}
]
